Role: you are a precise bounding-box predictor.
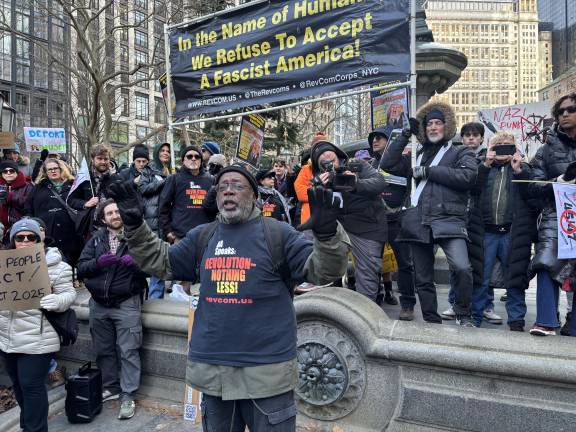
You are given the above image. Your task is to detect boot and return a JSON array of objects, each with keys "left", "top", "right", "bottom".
[
  {"left": 560, "top": 312, "right": 572, "bottom": 336},
  {"left": 384, "top": 282, "right": 398, "bottom": 305}
]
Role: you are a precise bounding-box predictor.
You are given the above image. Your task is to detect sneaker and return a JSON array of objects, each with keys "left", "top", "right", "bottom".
[
  {"left": 102, "top": 389, "right": 120, "bottom": 402},
  {"left": 47, "top": 366, "right": 66, "bottom": 389},
  {"left": 456, "top": 315, "right": 475, "bottom": 327},
  {"left": 441, "top": 305, "right": 456, "bottom": 320},
  {"left": 399, "top": 307, "right": 414, "bottom": 321},
  {"left": 118, "top": 399, "right": 136, "bottom": 420},
  {"left": 384, "top": 291, "right": 399, "bottom": 305},
  {"left": 560, "top": 312, "right": 572, "bottom": 336},
  {"left": 529, "top": 325, "right": 556, "bottom": 336},
  {"left": 483, "top": 309, "right": 503, "bottom": 324},
  {"left": 500, "top": 294, "right": 508, "bottom": 302},
  {"left": 509, "top": 321, "right": 524, "bottom": 332}
]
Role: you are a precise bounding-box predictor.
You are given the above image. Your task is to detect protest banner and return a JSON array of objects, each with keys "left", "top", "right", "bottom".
[
  {"left": 477, "top": 101, "right": 553, "bottom": 160},
  {"left": 236, "top": 114, "right": 265, "bottom": 168},
  {"left": 0, "top": 132, "right": 15, "bottom": 150},
  {"left": 0, "top": 244, "right": 51, "bottom": 312},
  {"left": 371, "top": 86, "right": 409, "bottom": 130},
  {"left": 23, "top": 127, "right": 66, "bottom": 153},
  {"left": 553, "top": 183, "right": 576, "bottom": 259},
  {"left": 168, "top": 0, "right": 410, "bottom": 118}
]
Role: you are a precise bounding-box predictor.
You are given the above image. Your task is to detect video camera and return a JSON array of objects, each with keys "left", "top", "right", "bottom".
[{"left": 318, "top": 158, "right": 363, "bottom": 192}]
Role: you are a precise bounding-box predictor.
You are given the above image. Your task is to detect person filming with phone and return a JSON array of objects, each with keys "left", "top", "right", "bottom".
[{"left": 471, "top": 131, "right": 535, "bottom": 330}]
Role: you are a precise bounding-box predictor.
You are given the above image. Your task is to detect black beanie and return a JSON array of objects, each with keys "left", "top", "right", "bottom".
[
  {"left": 180, "top": 145, "right": 201, "bottom": 162},
  {"left": 132, "top": 144, "right": 149, "bottom": 161},
  {"left": 215, "top": 164, "right": 259, "bottom": 196},
  {"left": 424, "top": 109, "right": 445, "bottom": 125},
  {"left": 0, "top": 160, "right": 19, "bottom": 173}
]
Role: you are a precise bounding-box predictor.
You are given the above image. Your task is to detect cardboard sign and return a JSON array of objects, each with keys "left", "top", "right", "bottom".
[
  {"left": 0, "top": 245, "right": 51, "bottom": 311},
  {"left": 23, "top": 127, "right": 66, "bottom": 153},
  {"left": 0, "top": 132, "right": 15, "bottom": 149}
]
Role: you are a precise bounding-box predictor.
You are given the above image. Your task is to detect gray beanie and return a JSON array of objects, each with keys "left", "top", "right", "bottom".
[{"left": 10, "top": 218, "right": 41, "bottom": 242}]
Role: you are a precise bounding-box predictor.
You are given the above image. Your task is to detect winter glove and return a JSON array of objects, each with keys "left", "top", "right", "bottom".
[
  {"left": 120, "top": 255, "right": 136, "bottom": 267},
  {"left": 107, "top": 179, "right": 144, "bottom": 231},
  {"left": 40, "top": 294, "right": 59, "bottom": 311},
  {"left": 40, "top": 149, "right": 49, "bottom": 161},
  {"left": 297, "top": 186, "right": 340, "bottom": 241},
  {"left": 97, "top": 252, "right": 120, "bottom": 268},
  {"left": 411, "top": 166, "right": 428, "bottom": 180},
  {"left": 563, "top": 161, "right": 576, "bottom": 182},
  {"left": 402, "top": 117, "right": 420, "bottom": 138}
]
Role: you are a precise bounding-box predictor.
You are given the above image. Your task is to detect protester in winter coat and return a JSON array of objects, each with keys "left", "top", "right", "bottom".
[
  {"left": 0, "top": 218, "right": 76, "bottom": 432},
  {"left": 120, "top": 145, "right": 166, "bottom": 298},
  {"left": 3, "top": 147, "right": 32, "bottom": 179},
  {"left": 26, "top": 158, "right": 84, "bottom": 266},
  {"left": 520, "top": 93, "right": 576, "bottom": 336},
  {"left": 107, "top": 164, "right": 348, "bottom": 431},
  {"left": 0, "top": 160, "right": 33, "bottom": 243},
  {"left": 370, "top": 125, "right": 414, "bottom": 317},
  {"left": 388, "top": 101, "right": 477, "bottom": 326},
  {"left": 273, "top": 159, "right": 289, "bottom": 197},
  {"left": 207, "top": 153, "right": 227, "bottom": 176},
  {"left": 310, "top": 139, "right": 388, "bottom": 302},
  {"left": 151, "top": 142, "right": 172, "bottom": 177},
  {"left": 294, "top": 134, "right": 327, "bottom": 226},
  {"left": 200, "top": 141, "right": 221, "bottom": 165},
  {"left": 256, "top": 168, "right": 291, "bottom": 223},
  {"left": 158, "top": 146, "right": 214, "bottom": 243}
]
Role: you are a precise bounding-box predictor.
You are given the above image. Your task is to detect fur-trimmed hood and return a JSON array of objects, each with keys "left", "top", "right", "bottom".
[{"left": 416, "top": 101, "right": 457, "bottom": 144}]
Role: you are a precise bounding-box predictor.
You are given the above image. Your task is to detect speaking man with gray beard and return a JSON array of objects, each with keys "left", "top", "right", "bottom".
[
  {"left": 107, "top": 164, "right": 348, "bottom": 431},
  {"left": 382, "top": 101, "right": 478, "bottom": 327}
]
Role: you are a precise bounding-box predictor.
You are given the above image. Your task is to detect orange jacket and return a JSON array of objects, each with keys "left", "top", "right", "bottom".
[{"left": 294, "top": 163, "right": 314, "bottom": 224}]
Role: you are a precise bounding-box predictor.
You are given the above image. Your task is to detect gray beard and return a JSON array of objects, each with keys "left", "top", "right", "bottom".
[
  {"left": 218, "top": 200, "right": 254, "bottom": 224},
  {"left": 427, "top": 135, "right": 443, "bottom": 144}
]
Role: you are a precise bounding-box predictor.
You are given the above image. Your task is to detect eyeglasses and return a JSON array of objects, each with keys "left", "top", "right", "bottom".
[
  {"left": 46, "top": 167, "right": 61, "bottom": 172},
  {"left": 2, "top": 169, "right": 16, "bottom": 174},
  {"left": 217, "top": 182, "right": 248, "bottom": 192},
  {"left": 14, "top": 234, "right": 38, "bottom": 242},
  {"left": 557, "top": 106, "right": 576, "bottom": 116},
  {"left": 185, "top": 154, "right": 201, "bottom": 160}
]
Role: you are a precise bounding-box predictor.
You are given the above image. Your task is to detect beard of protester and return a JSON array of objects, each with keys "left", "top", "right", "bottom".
[
  {"left": 427, "top": 134, "right": 443, "bottom": 144},
  {"left": 217, "top": 195, "right": 254, "bottom": 224}
]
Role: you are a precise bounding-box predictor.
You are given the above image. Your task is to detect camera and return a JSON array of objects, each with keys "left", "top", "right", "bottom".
[{"left": 319, "top": 159, "right": 363, "bottom": 192}]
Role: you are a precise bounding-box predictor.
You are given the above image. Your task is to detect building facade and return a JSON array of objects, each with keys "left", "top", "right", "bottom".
[
  {"left": 425, "top": 0, "right": 551, "bottom": 126},
  {"left": 0, "top": 0, "right": 71, "bottom": 155},
  {"left": 538, "top": 0, "right": 576, "bottom": 79}
]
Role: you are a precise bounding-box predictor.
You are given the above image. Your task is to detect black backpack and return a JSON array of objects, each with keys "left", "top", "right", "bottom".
[{"left": 195, "top": 217, "right": 293, "bottom": 292}]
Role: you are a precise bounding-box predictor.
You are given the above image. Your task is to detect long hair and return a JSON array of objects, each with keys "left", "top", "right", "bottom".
[
  {"left": 34, "top": 158, "right": 75, "bottom": 184},
  {"left": 552, "top": 92, "right": 576, "bottom": 121}
]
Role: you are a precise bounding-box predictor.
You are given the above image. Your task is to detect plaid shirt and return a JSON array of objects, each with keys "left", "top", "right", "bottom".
[{"left": 108, "top": 231, "right": 121, "bottom": 255}]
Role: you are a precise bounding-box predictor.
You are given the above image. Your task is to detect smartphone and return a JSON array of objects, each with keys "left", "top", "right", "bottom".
[{"left": 493, "top": 144, "right": 516, "bottom": 156}]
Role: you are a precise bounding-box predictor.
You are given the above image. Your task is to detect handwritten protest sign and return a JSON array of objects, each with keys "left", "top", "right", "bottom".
[
  {"left": 23, "top": 127, "right": 66, "bottom": 153},
  {"left": 477, "top": 101, "right": 553, "bottom": 160},
  {"left": 371, "top": 87, "right": 409, "bottom": 130},
  {"left": 553, "top": 183, "right": 576, "bottom": 259},
  {"left": 169, "top": 0, "right": 410, "bottom": 118},
  {"left": 0, "top": 245, "right": 50, "bottom": 311},
  {"left": 236, "top": 114, "right": 265, "bottom": 168}
]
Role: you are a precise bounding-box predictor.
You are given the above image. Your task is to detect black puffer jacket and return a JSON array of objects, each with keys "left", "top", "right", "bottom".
[
  {"left": 310, "top": 141, "right": 388, "bottom": 241},
  {"left": 77, "top": 228, "right": 148, "bottom": 307},
  {"left": 120, "top": 165, "right": 165, "bottom": 234},
  {"left": 523, "top": 127, "right": 576, "bottom": 278}
]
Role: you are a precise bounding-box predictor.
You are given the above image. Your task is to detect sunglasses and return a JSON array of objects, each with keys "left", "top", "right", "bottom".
[
  {"left": 185, "top": 154, "right": 201, "bottom": 160},
  {"left": 557, "top": 106, "right": 576, "bottom": 116},
  {"left": 14, "top": 234, "right": 38, "bottom": 242},
  {"left": 2, "top": 169, "right": 16, "bottom": 174}
]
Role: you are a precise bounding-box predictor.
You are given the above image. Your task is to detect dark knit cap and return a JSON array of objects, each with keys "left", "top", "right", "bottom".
[
  {"left": 180, "top": 145, "right": 202, "bottom": 162},
  {"left": 132, "top": 144, "right": 149, "bottom": 161},
  {"left": 215, "top": 164, "right": 259, "bottom": 196},
  {"left": 201, "top": 141, "right": 221, "bottom": 155},
  {"left": 0, "top": 160, "right": 19, "bottom": 172},
  {"left": 255, "top": 168, "right": 275, "bottom": 183},
  {"left": 424, "top": 109, "right": 445, "bottom": 124}
]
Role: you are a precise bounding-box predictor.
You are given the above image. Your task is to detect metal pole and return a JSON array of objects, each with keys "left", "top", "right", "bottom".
[
  {"left": 171, "top": 81, "right": 411, "bottom": 127},
  {"left": 164, "top": 24, "right": 176, "bottom": 172},
  {"left": 410, "top": 0, "right": 418, "bottom": 180}
]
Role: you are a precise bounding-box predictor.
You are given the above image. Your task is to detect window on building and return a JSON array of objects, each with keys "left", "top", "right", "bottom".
[
  {"left": 34, "top": 45, "right": 48, "bottom": 89},
  {"left": 135, "top": 93, "right": 149, "bottom": 120},
  {"left": 32, "top": 96, "right": 47, "bottom": 117},
  {"left": 16, "top": 93, "right": 29, "bottom": 114},
  {"left": 15, "top": 37, "right": 30, "bottom": 84},
  {"left": 136, "top": 126, "right": 151, "bottom": 143},
  {"left": 0, "top": 34, "right": 11, "bottom": 81},
  {"left": 135, "top": 30, "right": 148, "bottom": 48},
  {"left": 154, "top": 97, "right": 166, "bottom": 124},
  {"left": 135, "top": 0, "right": 148, "bottom": 9},
  {"left": 120, "top": 89, "right": 130, "bottom": 117},
  {"left": 135, "top": 49, "right": 148, "bottom": 65},
  {"left": 16, "top": 10, "right": 30, "bottom": 33},
  {"left": 134, "top": 10, "right": 146, "bottom": 25},
  {"left": 111, "top": 122, "right": 129, "bottom": 144},
  {"left": 52, "top": 21, "right": 65, "bottom": 44}
]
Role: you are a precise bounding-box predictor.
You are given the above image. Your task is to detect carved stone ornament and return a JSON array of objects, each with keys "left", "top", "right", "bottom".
[{"left": 296, "top": 321, "right": 366, "bottom": 420}]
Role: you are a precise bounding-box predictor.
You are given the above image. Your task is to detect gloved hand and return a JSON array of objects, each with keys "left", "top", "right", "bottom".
[
  {"left": 563, "top": 161, "right": 576, "bottom": 182},
  {"left": 402, "top": 117, "right": 420, "bottom": 138},
  {"left": 97, "top": 252, "right": 120, "bottom": 268},
  {"left": 40, "top": 294, "right": 59, "bottom": 311},
  {"left": 107, "top": 179, "right": 144, "bottom": 231},
  {"left": 120, "top": 255, "right": 136, "bottom": 267},
  {"left": 40, "top": 149, "right": 49, "bottom": 161},
  {"left": 411, "top": 166, "right": 428, "bottom": 180},
  {"left": 297, "top": 186, "right": 340, "bottom": 241}
]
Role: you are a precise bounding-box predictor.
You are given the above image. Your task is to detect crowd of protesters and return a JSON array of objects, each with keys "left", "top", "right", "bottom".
[{"left": 2, "top": 92, "right": 576, "bottom": 429}]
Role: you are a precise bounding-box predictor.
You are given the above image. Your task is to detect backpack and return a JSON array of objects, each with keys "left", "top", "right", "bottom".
[{"left": 195, "top": 217, "right": 293, "bottom": 292}]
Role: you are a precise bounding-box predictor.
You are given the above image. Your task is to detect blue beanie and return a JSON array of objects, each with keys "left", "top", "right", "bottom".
[
  {"left": 10, "top": 218, "right": 41, "bottom": 242},
  {"left": 201, "top": 141, "right": 220, "bottom": 155}
]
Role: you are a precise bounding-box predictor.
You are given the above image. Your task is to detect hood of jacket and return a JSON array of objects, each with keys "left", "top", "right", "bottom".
[
  {"left": 310, "top": 140, "right": 348, "bottom": 174},
  {"left": 416, "top": 101, "right": 457, "bottom": 144},
  {"left": 46, "top": 247, "right": 63, "bottom": 267},
  {"left": 552, "top": 124, "right": 576, "bottom": 148},
  {"left": 0, "top": 171, "right": 28, "bottom": 188},
  {"left": 152, "top": 143, "right": 172, "bottom": 172}
]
